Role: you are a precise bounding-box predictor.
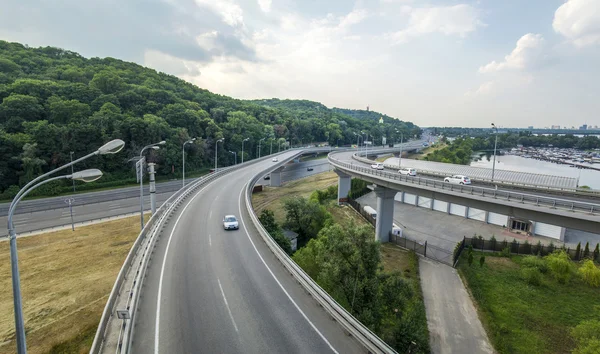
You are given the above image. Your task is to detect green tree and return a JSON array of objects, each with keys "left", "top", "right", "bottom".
[
  {"left": 89, "top": 70, "right": 126, "bottom": 94},
  {"left": 578, "top": 260, "right": 600, "bottom": 287},
  {"left": 576, "top": 242, "right": 582, "bottom": 260},
  {"left": 545, "top": 250, "right": 573, "bottom": 284},
  {"left": 584, "top": 242, "right": 590, "bottom": 259},
  {"left": 594, "top": 244, "right": 600, "bottom": 262},
  {"left": 283, "top": 196, "right": 332, "bottom": 246},
  {"left": 20, "top": 143, "right": 46, "bottom": 184},
  {"left": 571, "top": 320, "right": 600, "bottom": 354}
]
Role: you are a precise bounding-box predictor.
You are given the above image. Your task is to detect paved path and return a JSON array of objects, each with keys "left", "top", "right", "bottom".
[{"left": 419, "top": 258, "right": 494, "bottom": 354}]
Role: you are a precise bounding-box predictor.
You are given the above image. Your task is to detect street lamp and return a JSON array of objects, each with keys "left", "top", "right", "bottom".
[
  {"left": 139, "top": 141, "right": 165, "bottom": 230},
  {"left": 70, "top": 151, "right": 75, "bottom": 193},
  {"left": 491, "top": 123, "right": 498, "bottom": 182},
  {"left": 242, "top": 137, "right": 249, "bottom": 164},
  {"left": 215, "top": 138, "right": 224, "bottom": 171},
  {"left": 7, "top": 140, "right": 122, "bottom": 354},
  {"left": 182, "top": 138, "right": 196, "bottom": 188},
  {"left": 397, "top": 130, "right": 404, "bottom": 169},
  {"left": 229, "top": 150, "right": 237, "bottom": 165},
  {"left": 259, "top": 138, "right": 265, "bottom": 158},
  {"left": 353, "top": 132, "right": 362, "bottom": 150}
]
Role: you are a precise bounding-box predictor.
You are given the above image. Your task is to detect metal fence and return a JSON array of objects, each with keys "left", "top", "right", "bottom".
[{"left": 461, "top": 236, "right": 600, "bottom": 261}]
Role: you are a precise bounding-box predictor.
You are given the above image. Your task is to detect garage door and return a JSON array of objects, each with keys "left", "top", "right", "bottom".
[
  {"left": 404, "top": 193, "right": 417, "bottom": 205},
  {"left": 487, "top": 212, "right": 508, "bottom": 227},
  {"left": 433, "top": 200, "right": 448, "bottom": 213},
  {"left": 534, "top": 222, "right": 563, "bottom": 239},
  {"left": 449, "top": 204, "right": 466, "bottom": 216},
  {"left": 468, "top": 207, "right": 486, "bottom": 222},
  {"left": 418, "top": 196, "right": 432, "bottom": 209},
  {"left": 394, "top": 193, "right": 402, "bottom": 203}
]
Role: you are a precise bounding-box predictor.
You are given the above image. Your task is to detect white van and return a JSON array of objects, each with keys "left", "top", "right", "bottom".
[
  {"left": 363, "top": 206, "right": 377, "bottom": 219},
  {"left": 399, "top": 167, "right": 417, "bottom": 176}
]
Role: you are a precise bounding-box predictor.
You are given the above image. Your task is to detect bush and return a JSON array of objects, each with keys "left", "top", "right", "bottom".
[
  {"left": 479, "top": 255, "right": 485, "bottom": 267},
  {"left": 576, "top": 242, "right": 582, "bottom": 260},
  {"left": 571, "top": 319, "right": 600, "bottom": 354},
  {"left": 521, "top": 255, "right": 549, "bottom": 274},
  {"left": 521, "top": 267, "right": 542, "bottom": 286},
  {"left": 545, "top": 250, "right": 573, "bottom": 284},
  {"left": 579, "top": 260, "right": 600, "bottom": 288},
  {"left": 468, "top": 252, "right": 474, "bottom": 266},
  {"left": 500, "top": 247, "right": 511, "bottom": 258},
  {"left": 584, "top": 242, "right": 590, "bottom": 259},
  {"left": 594, "top": 244, "right": 600, "bottom": 262}
]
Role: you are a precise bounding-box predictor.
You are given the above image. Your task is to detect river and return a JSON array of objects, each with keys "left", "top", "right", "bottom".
[{"left": 470, "top": 154, "right": 600, "bottom": 190}]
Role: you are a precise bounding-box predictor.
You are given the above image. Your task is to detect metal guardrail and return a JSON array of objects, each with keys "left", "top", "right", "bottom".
[
  {"left": 329, "top": 154, "right": 600, "bottom": 216},
  {"left": 244, "top": 171, "right": 397, "bottom": 353}
]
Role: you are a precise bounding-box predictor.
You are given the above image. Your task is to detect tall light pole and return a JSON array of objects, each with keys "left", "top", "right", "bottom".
[
  {"left": 259, "top": 138, "right": 265, "bottom": 158},
  {"left": 215, "top": 138, "right": 224, "bottom": 171},
  {"left": 182, "top": 138, "right": 196, "bottom": 188},
  {"left": 139, "top": 141, "right": 165, "bottom": 230},
  {"left": 229, "top": 150, "right": 237, "bottom": 165},
  {"left": 365, "top": 132, "right": 370, "bottom": 158},
  {"left": 491, "top": 123, "right": 498, "bottom": 182},
  {"left": 353, "top": 132, "right": 362, "bottom": 150},
  {"left": 270, "top": 138, "right": 273, "bottom": 155},
  {"left": 7, "top": 139, "right": 123, "bottom": 354},
  {"left": 242, "top": 137, "right": 249, "bottom": 164},
  {"left": 397, "top": 130, "right": 404, "bottom": 169},
  {"left": 70, "top": 151, "right": 75, "bottom": 193}
]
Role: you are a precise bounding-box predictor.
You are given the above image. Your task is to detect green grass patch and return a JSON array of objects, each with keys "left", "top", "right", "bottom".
[
  {"left": 48, "top": 325, "right": 96, "bottom": 354},
  {"left": 458, "top": 253, "right": 600, "bottom": 354}
]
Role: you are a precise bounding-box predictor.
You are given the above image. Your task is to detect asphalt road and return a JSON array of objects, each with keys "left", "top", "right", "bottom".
[
  {"left": 131, "top": 150, "right": 362, "bottom": 353},
  {"left": 1, "top": 160, "right": 332, "bottom": 236}
]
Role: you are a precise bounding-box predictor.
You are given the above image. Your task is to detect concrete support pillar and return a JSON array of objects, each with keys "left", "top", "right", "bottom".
[
  {"left": 414, "top": 195, "right": 419, "bottom": 207},
  {"left": 400, "top": 191, "right": 405, "bottom": 203},
  {"left": 484, "top": 210, "right": 490, "bottom": 224},
  {"left": 465, "top": 206, "right": 470, "bottom": 219},
  {"left": 270, "top": 171, "right": 282, "bottom": 187},
  {"left": 293, "top": 157, "right": 300, "bottom": 163},
  {"left": 447, "top": 202, "right": 451, "bottom": 214},
  {"left": 334, "top": 169, "right": 351, "bottom": 205},
  {"left": 374, "top": 185, "right": 396, "bottom": 243},
  {"left": 148, "top": 163, "right": 157, "bottom": 215}
]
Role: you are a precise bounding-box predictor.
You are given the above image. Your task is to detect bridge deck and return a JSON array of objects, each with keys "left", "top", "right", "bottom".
[{"left": 384, "top": 157, "right": 578, "bottom": 189}]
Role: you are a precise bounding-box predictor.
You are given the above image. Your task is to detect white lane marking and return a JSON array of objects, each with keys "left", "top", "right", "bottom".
[
  {"left": 209, "top": 210, "right": 213, "bottom": 219},
  {"left": 155, "top": 183, "right": 213, "bottom": 354},
  {"left": 218, "top": 278, "right": 239, "bottom": 333},
  {"left": 209, "top": 234, "right": 212, "bottom": 247},
  {"left": 215, "top": 194, "right": 219, "bottom": 201},
  {"left": 237, "top": 185, "right": 338, "bottom": 354}
]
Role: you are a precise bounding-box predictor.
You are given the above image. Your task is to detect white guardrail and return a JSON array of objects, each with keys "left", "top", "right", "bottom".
[
  {"left": 90, "top": 147, "right": 333, "bottom": 354},
  {"left": 244, "top": 168, "right": 397, "bottom": 353},
  {"left": 330, "top": 153, "right": 600, "bottom": 216}
]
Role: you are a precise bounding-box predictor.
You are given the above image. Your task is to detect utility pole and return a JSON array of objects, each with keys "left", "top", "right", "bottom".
[
  {"left": 242, "top": 138, "right": 249, "bottom": 164},
  {"left": 64, "top": 198, "right": 75, "bottom": 231},
  {"left": 70, "top": 152, "right": 75, "bottom": 193},
  {"left": 148, "top": 163, "right": 157, "bottom": 214},
  {"left": 491, "top": 123, "right": 498, "bottom": 182}
]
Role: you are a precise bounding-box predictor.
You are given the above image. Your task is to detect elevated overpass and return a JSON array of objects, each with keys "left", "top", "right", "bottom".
[
  {"left": 329, "top": 149, "right": 600, "bottom": 241},
  {"left": 91, "top": 147, "right": 395, "bottom": 354}
]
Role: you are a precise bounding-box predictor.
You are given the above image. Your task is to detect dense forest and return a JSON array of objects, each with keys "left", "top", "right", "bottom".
[{"left": 0, "top": 40, "right": 420, "bottom": 198}]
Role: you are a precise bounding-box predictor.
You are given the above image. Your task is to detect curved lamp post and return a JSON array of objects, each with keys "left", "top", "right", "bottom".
[
  {"left": 241, "top": 137, "right": 249, "bottom": 164},
  {"left": 215, "top": 138, "right": 224, "bottom": 171},
  {"left": 259, "top": 138, "right": 265, "bottom": 158},
  {"left": 229, "top": 150, "right": 237, "bottom": 165},
  {"left": 139, "top": 141, "right": 165, "bottom": 230},
  {"left": 491, "top": 123, "right": 498, "bottom": 182},
  {"left": 182, "top": 138, "right": 196, "bottom": 188},
  {"left": 7, "top": 139, "right": 123, "bottom": 354}
]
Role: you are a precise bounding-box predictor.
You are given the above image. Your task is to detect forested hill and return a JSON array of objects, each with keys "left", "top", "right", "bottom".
[{"left": 0, "top": 40, "right": 419, "bottom": 198}]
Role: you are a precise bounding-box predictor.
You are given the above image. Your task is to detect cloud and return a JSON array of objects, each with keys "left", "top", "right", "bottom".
[
  {"left": 144, "top": 50, "right": 201, "bottom": 76},
  {"left": 479, "top": 33, "right": 544, "bottom": 73},
  {"left": 194, "top": 0, "right": 244, "bottom": 27},
  {"left": 553, "top": 0, "right": 600, "bottom": 47},
  {"left": 389, "top": 4, "right": 484, "bottom": 43},
  {"left": 465, "top": 81, "right": 495, "bottom": 97},
  {"left": 258, "top": 0, "right": 272, "bottom": 13}
]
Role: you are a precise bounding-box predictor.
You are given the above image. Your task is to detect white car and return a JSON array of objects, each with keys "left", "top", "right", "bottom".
[
  {"left": 371, "top": 163, "right": 384, "bottom": 170},
  {"left": 223, "top": 215, "right": 239, "bottom": 230},
  {"left": 399, "top": 167, "right": 417, "bottom": 176},
  {"left": 272, "top": 157, "right": 278, "bottom": 162},
  {"left": 444, "top": 175, "right": 471, "bottom": 185}
]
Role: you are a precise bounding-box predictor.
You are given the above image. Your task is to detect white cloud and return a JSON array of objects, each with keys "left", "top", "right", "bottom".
[
  {"left": 465, "top": 81, "right": 494, "bottom": 97},
  {"left": 553, "top": 0, "right": 600, "bottom": 47},
  {"left": 479, "top": 33, "right": 544, "bottom": 73},
  {"left": 389, "top": 4, "right": 483, "bottom": 43},
  {"left": 195, "top": 0, "right": 244, "bottom": 27},
  {"left": 144, "top": 49, "right": 201, "bottom": 76},
  {"left": 258, "top": 0, "right": 271, "bottom": 13},
  {"left": 338, "top": 9, "right": 368, "bottom": 29}
]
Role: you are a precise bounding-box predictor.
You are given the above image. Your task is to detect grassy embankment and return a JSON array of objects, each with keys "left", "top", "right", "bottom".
[
  {"left": 458, "top": 253, "right": 600, "bottom": 354},
  {"left": 405, "top": 142, "right": 447, "bottom": 160},
  {"left": 0, "top": 215, "right": 147, "bottom": 354}
]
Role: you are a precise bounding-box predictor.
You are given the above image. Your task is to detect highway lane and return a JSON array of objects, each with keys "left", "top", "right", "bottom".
[
  {"left": 1, "top": 160, "right": 332, "bottom": 236},
  {"left": 131, "top": 151, "right": 363, "bottom": 353}
]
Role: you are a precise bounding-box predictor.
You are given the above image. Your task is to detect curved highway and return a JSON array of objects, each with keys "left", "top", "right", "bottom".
[{"left": 130, "top": 150, "right": 363, "bottom": 353}]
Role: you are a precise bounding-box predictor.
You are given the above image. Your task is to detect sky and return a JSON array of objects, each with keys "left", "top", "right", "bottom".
[{"left": 1, "top": 0, "right": 599, "bottom": 128}]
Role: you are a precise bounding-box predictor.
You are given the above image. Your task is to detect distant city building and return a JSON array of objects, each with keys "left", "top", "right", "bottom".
[
  {"left": 580, "top": 124, "right": 588, "bottom": 130},
  {"left": 528, "top": 126, "right": 534, "bottom": 129},
  {"left": 551, "top": 125, "right": 560, "bottom": 129}
]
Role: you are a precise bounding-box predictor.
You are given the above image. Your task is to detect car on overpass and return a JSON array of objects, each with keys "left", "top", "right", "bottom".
[
  {"left": 399, "top": 167, "right": 417, "bottom": 176},
  {"left": 223, "top": 215, "right": 239, "bottom": 230},
  {"left": 371, "top": 163, "right": 384, "bottom": 170},
  {"left": 272, "top": 157, "right": 278, "bottom": 162},
  {"left": 444, "top": 175, "right": 472, "bottom": 185}
]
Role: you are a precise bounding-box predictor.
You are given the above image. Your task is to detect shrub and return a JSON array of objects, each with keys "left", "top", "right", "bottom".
[
  {"left": 490, "top": 235, "right": 497, "bottom": 251},
  {"left": 594, "top": 244, "right": 600, "bottom": 263},
  {"left": 576, "top": 242, "right": 582, "bottom": 260},
  {"left": 500, "top": 247, "right": 511, "bottom": 258},
  {"left": 479, "top": 255, "right": 485, "bottom": 267},
  {"left": 468, "top": 252, "right": 474, "bottom": 266},
  {"left": 535, "top": 240, "right": 543, "bottom": 256},
  {"left": 579, "top": 260, "right": 600, "bottom": 288},
  {"left": 571, "top": 319, "right": 600, "bottom": 354},
  {"left": 523, "top": 240, "right": 531, "bottom": 254},
  {"left": 545, "top": 250, "right": 573, "bottom": 284},
  {"left": 584, "top": 242, "right": 590, "bottom": 259},
  {"left": 521, "top": 255, "right": 549, "bottom": 274},
  {"left": 521, "top": 267, "right": 542, "bottom": 286}
]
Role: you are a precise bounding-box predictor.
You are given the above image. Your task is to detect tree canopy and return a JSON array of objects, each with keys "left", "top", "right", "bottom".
[{"left": 0, "top": 40, "right": 420, "bottom": 197}]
